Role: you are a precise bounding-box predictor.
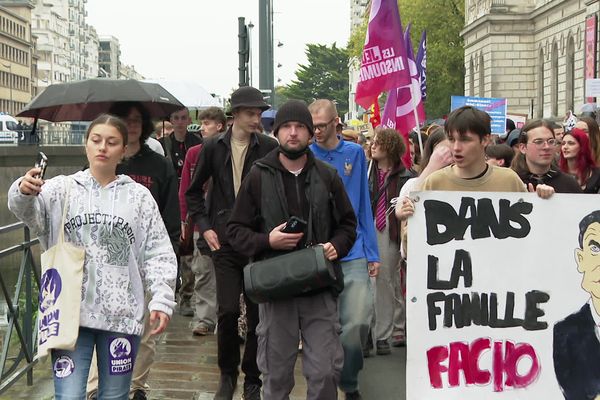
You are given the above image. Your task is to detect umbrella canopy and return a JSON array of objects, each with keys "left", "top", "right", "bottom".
[
  {"left": 17, "top": 79, "right": 185, "bottom": 121},
  {"left": 144, "top": 79, "right": 221, "bottom": 110}
]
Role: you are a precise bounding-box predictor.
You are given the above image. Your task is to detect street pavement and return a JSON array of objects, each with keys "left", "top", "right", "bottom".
[{"left": 0, "top": 313, "right": 406, "bottom": 399}]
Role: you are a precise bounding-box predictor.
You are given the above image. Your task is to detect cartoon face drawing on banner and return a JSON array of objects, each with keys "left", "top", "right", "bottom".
[
  {"left": 39, "top": 268, "right": 62, "bottom": 313},
  {"left": 109, "top": 336, "right": 135, "bottom": 375},
  {"left": 53, "top": 356, "right": 74, "bottom": 379},
  {"left": 553, "top": 210, "right": 600, "bottom": 399}
]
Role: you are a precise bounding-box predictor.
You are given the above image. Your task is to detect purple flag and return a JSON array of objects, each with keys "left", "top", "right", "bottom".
[
  {"left": 416, "top": 30, "right": 427, "bottom": 102},
  {"left": 355, "top": 0, "right": 411, "bottom": 109}
]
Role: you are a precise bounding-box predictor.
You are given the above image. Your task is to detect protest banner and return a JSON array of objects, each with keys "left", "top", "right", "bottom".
[
  {"left": 407, "top": 191, "right": 600, "bottom": 399},
  {"left": 450, "top": 96, "right": 507, "bottom": 135}
]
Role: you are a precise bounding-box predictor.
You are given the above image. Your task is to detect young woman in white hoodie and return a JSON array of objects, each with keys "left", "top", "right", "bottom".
[{"left": 8, "top": 114, "right": 177, "bottom": 399}]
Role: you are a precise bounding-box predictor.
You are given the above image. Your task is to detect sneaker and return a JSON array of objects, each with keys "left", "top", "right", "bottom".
[
  {"left": 345, "top": 390, "right": 363, "bottom": 400},
  {"left": 192, "top": 325, "right": 214, "bottom": 336},
  {"left": 179, "top": 302, "right": 194, "bottom": 317},
  {"left": 391, "top": 334, "right": 406, "bottom": 347},
  {"left": 214, "top": 374, "right": 238, "bottom": 400},
  {"left": 132, "top": 390, "right": 147, "bottom": 400},
  {"left": 242, "top": 383, "right": 261, "bottom": 400},
  {"left": 376, "top": 340, "right": 391, "bottom": 355}
]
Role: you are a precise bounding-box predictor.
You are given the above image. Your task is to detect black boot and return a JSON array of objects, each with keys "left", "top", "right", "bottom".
[
  {"left": 243, "top": 382, "right": 261, "bottom": 400},
  {"left": 214, "top": 374, "right": 238, "bottom": 400}
]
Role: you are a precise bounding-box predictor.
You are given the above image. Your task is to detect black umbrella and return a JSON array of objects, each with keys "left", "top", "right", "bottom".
[{"left": 17, "top": 78, "right": 184, "bottom": 121}]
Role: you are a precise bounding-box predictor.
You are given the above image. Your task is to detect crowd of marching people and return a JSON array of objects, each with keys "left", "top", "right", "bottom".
[{"left": 8, "top": 83, "right": 600, "bottom": 400}]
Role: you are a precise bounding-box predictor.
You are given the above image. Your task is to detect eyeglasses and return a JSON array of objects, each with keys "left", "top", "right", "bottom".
[
  {"left": 529, "top": 138, "right": 558, "bottom": 147},
  {"left": 313, "top": 117, "right": 335, "bottom": 132}
]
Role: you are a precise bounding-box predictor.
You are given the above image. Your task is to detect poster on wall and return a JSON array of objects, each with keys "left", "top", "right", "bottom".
[
  {"left": 407, "top": 191, "right": 600, "bottom": 399},
  {"left": 585, "top": 15, "right": 597, "bottom": 103}
]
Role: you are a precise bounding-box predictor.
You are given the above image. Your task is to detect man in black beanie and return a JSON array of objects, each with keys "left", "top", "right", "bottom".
[
  {"left": 227, "top": 99, "right": 357, "bottom": 399},
  {"left": 186, "top": 86, "right": 278, "bottom": 400}
]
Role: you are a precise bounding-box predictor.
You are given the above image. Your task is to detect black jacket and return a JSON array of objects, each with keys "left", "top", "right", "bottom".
[
  {"left": 553, "top": 303, "right": 600, "bottom": 399},
  {"left": 226, "top": 148, "right": 356, "bottom": 260},
  {"left": 583, "top": 168, "right": 600, "bottom": 194},
  {"left": 368, "top": 161, "right": 415, "bottom": 246},
  {"left": 185, "top": 128, "right": 278, "bottom": 244},
  {"left": 116, "top": 144, "right": 181, "bottom": 252},
  {"left": 159, "top": 132, "right": 203, "bottom": 179},
  {"left": 518, "top": 168, "right": 582, "bottom": 194}
]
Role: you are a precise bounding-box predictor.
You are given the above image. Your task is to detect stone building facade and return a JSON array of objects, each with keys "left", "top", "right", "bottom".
[{"left": 462, "top": 0, "right": 600, "bottom": 119}]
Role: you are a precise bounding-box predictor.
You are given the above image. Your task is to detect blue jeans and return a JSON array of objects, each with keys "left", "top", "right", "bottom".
[
  {"left": 338, "top": 258, "right": 374, "bottom": 393},
  {"left": 52, "top": 327, "right": 140, "bottom": 400}
]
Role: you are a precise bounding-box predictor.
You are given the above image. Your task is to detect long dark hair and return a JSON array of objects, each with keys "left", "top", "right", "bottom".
[
  {"left": 578, "top": 116, "right": 600, "bottom": 163},
  {"left": 108, "top": 102, "right": 154, "bottom": 145},
  {"left": 510, "top": 118, "right": 555, "bottom": 175},
  {"left": 420, "top": 126, "right": 447, "bottom": 171}
]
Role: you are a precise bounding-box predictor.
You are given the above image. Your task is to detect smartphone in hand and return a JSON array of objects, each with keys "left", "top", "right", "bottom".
[
  {"left": 281, "top": 216, "right": 307, "bottom": 234},
  {"left": 34, "top": 152, "right": 48, "bottom": 179}
]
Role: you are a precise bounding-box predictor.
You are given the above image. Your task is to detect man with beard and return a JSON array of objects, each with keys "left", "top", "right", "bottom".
[
  {"left": 186, "top": 86, "right": 278, "bottom": 400},
  {"left": 227, "top": 99, "right": 357, "bottom": 399}
]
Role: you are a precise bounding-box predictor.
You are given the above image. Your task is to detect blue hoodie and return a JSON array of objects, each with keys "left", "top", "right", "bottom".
[
  {"left": 8, "top": 170, "right": 177, "bottom": 336},
  {"left": 310, "top": 139, "right": 380, "bottom": 263}
]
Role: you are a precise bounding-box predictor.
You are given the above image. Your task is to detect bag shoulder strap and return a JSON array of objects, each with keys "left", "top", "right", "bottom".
[{"left": 58, "top": 178, "right": 72, "bottom": 244}]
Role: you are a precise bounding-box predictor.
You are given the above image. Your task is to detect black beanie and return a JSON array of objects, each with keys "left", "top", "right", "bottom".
[{"left": 273, "top": 99, "right": 314, "bottom": 137}]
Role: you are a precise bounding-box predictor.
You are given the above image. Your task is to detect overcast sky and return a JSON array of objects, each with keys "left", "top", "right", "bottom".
[{"left": 86, "top": 1, "right": 351, "bottom": 99}]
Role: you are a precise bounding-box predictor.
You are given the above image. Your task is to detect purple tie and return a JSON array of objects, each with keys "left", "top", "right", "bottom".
[{"left": 375, "top": 169, "right": 388, "bottom": 231}]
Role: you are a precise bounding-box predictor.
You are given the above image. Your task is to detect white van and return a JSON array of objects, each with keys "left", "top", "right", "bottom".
[{"left": 0, "top": 114, "right": 18, "bottom": 145}]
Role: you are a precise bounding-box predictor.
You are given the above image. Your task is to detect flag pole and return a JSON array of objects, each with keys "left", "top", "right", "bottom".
[{"left": 410, "top": 84, "right": 424, "bottom": 156}]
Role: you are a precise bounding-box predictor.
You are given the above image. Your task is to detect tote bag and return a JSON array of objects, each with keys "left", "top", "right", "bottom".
[{"left": 37, "top": 179, "right": 85, "bottom": 358}]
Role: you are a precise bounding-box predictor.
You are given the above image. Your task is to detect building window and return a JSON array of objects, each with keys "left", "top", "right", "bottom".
[
  {"left": 479, "top": 53, "right": 484, "bottom": 97},
  {"left": 551, "top": 42, "right": 558, "bottom": 117},
  {"left": 537, "top": 48, "right": 544, "bottom": 118},
  {"left": 566, "top": 36, "right": 575, "bottom": 114}
]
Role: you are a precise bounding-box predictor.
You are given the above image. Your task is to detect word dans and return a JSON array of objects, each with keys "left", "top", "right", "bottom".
[
  {"left": 424, "top": 198, "right": 533, "bottom": 245},
  {"left": 427, "top": 338, "right": 540, "bottom": 392}
]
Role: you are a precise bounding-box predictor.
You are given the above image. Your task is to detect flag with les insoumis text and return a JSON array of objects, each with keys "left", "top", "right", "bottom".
[{"left": 354, "top": 0, "right": 411, "bottom": 110}]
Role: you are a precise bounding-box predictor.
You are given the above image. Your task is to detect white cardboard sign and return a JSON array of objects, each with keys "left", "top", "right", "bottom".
[{"left": 407, "top": 191, "right": 600, "bottom": 399}]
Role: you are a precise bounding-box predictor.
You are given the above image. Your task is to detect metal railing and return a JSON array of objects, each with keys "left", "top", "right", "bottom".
[
  {"left": 0, "top": 222, "right": 40, "bottom": 394},
  {"left": 12, "top": 128, "right": 87, "bottom": 146}
]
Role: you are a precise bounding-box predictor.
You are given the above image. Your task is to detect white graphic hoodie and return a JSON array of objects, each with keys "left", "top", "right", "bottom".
[{"left": 8, "top": 170, "right": 177, "bottom": 336}]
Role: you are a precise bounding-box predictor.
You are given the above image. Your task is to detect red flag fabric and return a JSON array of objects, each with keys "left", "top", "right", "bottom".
[{"left": 354, "top": 0, "right": 411, "bottom": 110}]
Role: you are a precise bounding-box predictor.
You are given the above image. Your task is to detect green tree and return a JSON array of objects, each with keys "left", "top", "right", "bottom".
[
  {"left": 280, "top": 44, "right": 349, "bottom": 116},
  {"left": 347, "top": 0, "right": 465, "bottom": 119}
]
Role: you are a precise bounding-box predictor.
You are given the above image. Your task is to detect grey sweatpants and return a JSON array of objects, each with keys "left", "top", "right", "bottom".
[
  {"left": 373, "top": 227, "right": 405, "bottom": 342},
  {"left": 256, "top": 292, "right": 343, "bottom": 400}
]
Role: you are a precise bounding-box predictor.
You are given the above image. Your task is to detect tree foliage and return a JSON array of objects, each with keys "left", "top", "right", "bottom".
[
  {"left": 280, "top": 44, "right": 349, "bottom": 116},
  {"left": 347, "top": 0, "right": 465, "bottom": 119}
]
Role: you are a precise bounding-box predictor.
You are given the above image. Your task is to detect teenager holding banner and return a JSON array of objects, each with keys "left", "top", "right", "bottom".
[
  {"left": 8, "top": 114, "right": 177, "bottom": 400},
  {"left": 396, "top": 107, "right": 558, "bottom": 221}
]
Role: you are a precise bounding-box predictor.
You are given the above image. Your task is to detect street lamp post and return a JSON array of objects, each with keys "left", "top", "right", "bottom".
[{"left": 1, "top": 63, "right": 13, "bottom": 115}]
